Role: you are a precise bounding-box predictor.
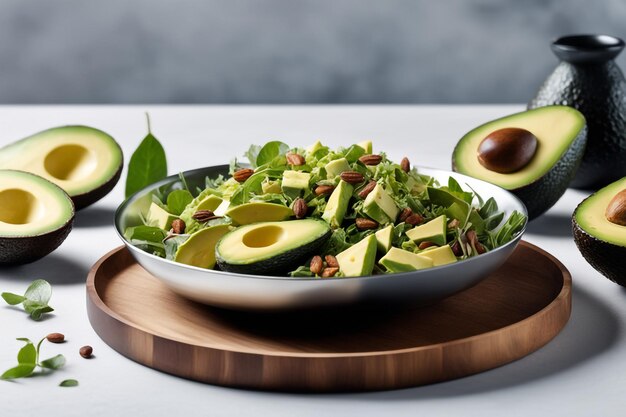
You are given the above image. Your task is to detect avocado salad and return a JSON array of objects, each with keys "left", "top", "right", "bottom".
[{"left": 124, "top": 140, "right": 526, "bottom": 278}]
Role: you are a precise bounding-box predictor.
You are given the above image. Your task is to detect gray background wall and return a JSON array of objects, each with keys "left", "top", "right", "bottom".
[{"left": 0, "top": 0, "right": 624, "bottom": 104}]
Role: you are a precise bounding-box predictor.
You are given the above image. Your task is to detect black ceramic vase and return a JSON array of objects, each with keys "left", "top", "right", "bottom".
[{"left": 529, "top": 34, "right": 626, "bottom": 190}]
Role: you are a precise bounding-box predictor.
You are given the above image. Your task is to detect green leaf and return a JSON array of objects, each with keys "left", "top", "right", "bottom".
[
  {"left": 40, "top": 354, "right": 66, "bottom": 370},
  {"left": 256, "top": 141, "right": 289, "bottom": 167},
  {"left": 125, "top": 125, "right": 168, "bottom": 198},
  {"left": 124, "top": 225, "right": 167, "bottom": 243},
  {"left": 1, "top": 292, "right": 25, "bottom": 305},
  {"left": 28, "top": 306, "right": 55, "bottom": 321},
  {"left": 166, "top": 189, "right": 193, "bottom": 215},
  {"left": 24, "top": 279, "right": 52, "bottom": 306},
  {"left": 1, "top": 364, "right": 36, "bottom": 380},
  {"left": 16, "top": 339, "right": 37, "bottom": 365},
  {"left": 244, "top": 144, "right": 262, "bottom": 168},
  {"left": 59, "top": 379, "right": 79, "bottom": 387}
]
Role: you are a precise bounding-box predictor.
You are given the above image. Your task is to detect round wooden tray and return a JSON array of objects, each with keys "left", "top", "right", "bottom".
[{"left": 86, "top": 241, "right": 571, "bottom": 392}]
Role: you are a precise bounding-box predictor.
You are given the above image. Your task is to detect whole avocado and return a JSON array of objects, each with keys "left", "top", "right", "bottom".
[{"left": 529, "top": 34, "right": 626, "bottom": 190}]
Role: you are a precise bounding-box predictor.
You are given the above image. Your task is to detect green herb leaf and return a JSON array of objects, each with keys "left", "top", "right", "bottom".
[
  {"left": 59, "top": 379, "right": 79, "bottom": 387},
  {"left": 255, "top": 141, "right": 289, "bottom": 167},
  {"left": 16, "top": 339, "right": 37, "bottom": 366},
  {"left": 1, "top": 292, "right": 26, "bottom": 305},
  {"left": 23, "top": 279, "right": 52, "bottom": 306},
  {"left": 125, "top": 116, "right": 167, "bottom": 198},
  {"left": 40, "top": 354, "right": 66, "bottom": 370},
  {"left": 27, "top": 305, "right": 54, "bottom": 321},
  {"left": 166, "top": 189, "right": 193, "bottom": 215},
  {"left": 1, "top": 364, "right": 36, "bottom": 380},
  {"left": 124, "top": 225, "right": 167, "bottom": 243},
  {"left": 244, "top": 144, "right": 262, "bottom": 168}
]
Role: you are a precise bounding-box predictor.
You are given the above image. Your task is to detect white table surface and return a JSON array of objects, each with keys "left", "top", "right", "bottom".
[{"left": 0, "top": 105, "right": 623, "bottom": 416}]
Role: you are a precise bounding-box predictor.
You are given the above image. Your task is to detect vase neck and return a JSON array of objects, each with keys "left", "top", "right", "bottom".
[{"left": 551, "top": 34, "right": 624, "bottom": 64}]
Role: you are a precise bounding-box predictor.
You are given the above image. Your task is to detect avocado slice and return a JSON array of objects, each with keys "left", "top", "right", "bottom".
[
  {"left": 453, "top": 106, "right": 587, "bottom": 219},
  {"left": 418, "top": 245, "right": 458, "bottom": 266},
  {"left": 322, "top": 180, "right": 353, "bottom": 228},
  {"left": 215, "top": 219, "right": 331, "bottom": 275},
  {"left": 573, "top": 176, "right": 626, "bottom": 285},
  {"left": 281, "top": 170, "right": 311, "bottom": 199},
  {"left": 405, "top": 215, "right": 447, "bottom": 246},
  {"left": 146, "top": 202, "right": 177, "bottom": 230},
  {"left": 0, "top": 126, "right": 123, "bottom": 210},
  {"left": 374, "top": 225, "right": 393, "bottom": 253},
  {"left": 0, "top": 170, "right": 74, "bottom": 265},
  {"left": 196, "top": 194, "right": 223, "bottom": 211},
  {"left": 226, "top": 202, "right": 293, "bottom": 226},
  {"left": 379, "top": 247, "right": 434, "bottom": 273},
  {"left": 363, "top": 183, "right": 399, "bottom": 224},
  {"left": 335, "top": 234, "right": 377, "bottom": 277},
  {"left": 175, "top": 224, "right": 231, "bottom": 269}
]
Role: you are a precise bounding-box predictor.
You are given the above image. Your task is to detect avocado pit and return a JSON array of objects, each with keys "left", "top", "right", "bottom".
[
  {"left": 605, "top": 189, "right": 626, "bottom": 226},
  {"left": 477, "top": 128, "right": 538, "bottom": 174}
]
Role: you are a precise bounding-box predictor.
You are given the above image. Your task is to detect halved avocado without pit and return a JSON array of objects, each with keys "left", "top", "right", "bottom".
[
  {"left": 0, "top": 126, "right": 123, "bottom": 209},
  {"left": 0, "top": 170, "right": 75, "bottom": 265},
  {"left": 215, "top": 219, "right": 331, "bottom": 275},
  {"left": 453, "top": 106, "right": 587, "bottom": 219},
  {"left": 573, "top": 176, "right": 626, "bottom": 286}
]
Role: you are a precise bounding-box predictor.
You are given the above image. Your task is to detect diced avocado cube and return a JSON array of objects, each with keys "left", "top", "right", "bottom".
[
  {"left": 196, "top": 194, "right": 223, "bottom": 212},
  {"left": 375, "top": 225, "right": 393, "bottom": 253},
  {"left": 325, "top": 158, "right": 351, "bottom": 179},
  {"left": 322, "top": 180, "right": 353, "bottom": 228},
  {"left": 405, "top": 215, "right": 447, "bottom": 246},
  {"left": 146, "top": 202, "right": 177, "bottom": 230},
  {"left": 363, "top": 183, "right": 399, "bottom": 224},
  {"left": 281, "top": 170, "right": 311, "bottom": 199},
  {"left": 418, "top": 245, "right": 458, "bottom": 266},
  {"left": 307, "top": 140, "right": 325, "bottom": 154},
  {"left": 357, "top": 140, "right": 373, "bottom": 154},
  {"left": 379, "top": 247, "right": 434, "bottom": 273},
  {"left": 261, "top": 178, "right": 282, "bottom": 194},
  {"left": 336, "top": 234, "right": 377, "bottom": 277}
]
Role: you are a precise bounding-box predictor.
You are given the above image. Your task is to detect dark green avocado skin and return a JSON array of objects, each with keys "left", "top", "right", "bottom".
[
  {"left": 216, "top": 229, "right": 331, "bottom": 276},
  {"left": 573, "top": 217, "right": 626, "bottom": 286},
  {"left": 529, "top": 61, "right": 626, "bottom": 190},
  {"left": 0, "top": 217, "right": 74, "bottom": 265}
]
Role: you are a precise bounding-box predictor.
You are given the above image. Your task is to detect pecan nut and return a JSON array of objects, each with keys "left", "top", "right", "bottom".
[
  {"left": 315, "top": 185, "right": 335, "bottom": 196},
  {"left": 171, "top": 218, "right": 186, "bottom": 234},
  {"left": 466, "top": 230, "right": 486, "bottom": 254},
  {"left": 233, "top": 168, "right": 254, "bottom": 182},
  {"left": 418, "top": 241, "right": 437, "bottom": 250},
  {"left": 286, "top": 152, "right": 305, "bottom": 166},
  {"left": 310, "top": 255, "right": 323, "bottom": 275},
  {"left": 405, "top": 213, "right": 424, "bottom": 226},
  {"left": 358, "top": 154, "right": 383, "bottom": 166},
  {"left": 400, "top": 157, "right": 410, "bottom": 173},
  {"left": 324, "top": 254, "right": 339, "bottom": 268},
  {"left": 79, "top": 345, "right": 93, "bottom": 359},
  {"left": 358, "top": 180, "right": 377, "bottom": 199},
  {"left": 398, "top": 207, "right": 413, "bottom": 222},
  {"left": 356, "top": 217, "right": 379, "bottom": 230},
  {"left": 321, "top": 267, "right": 339, "bottom": 278},
  {"left": 340, "top": 171, "right": 365, "bottom": 184},
  {"left": 46, "top": 333, "right": 65, "bottom": 344},
  {"left": 293, "top": 198, "right": 308, "bottom": 219},
  {"left": 192, "top": 210, "right": 220, "bottom": 222}
]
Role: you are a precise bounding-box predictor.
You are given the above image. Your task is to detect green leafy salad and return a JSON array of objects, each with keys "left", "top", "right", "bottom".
[{"left": 124, "top": 140, "right": 526, "bottom": 278}]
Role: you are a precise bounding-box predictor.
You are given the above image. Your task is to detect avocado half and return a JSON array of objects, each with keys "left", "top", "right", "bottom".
[
  {"left": 453, "top": 106, "right": 587, "bottom": 219},
  {"left": 573, "top": 176, "right": 626, "bottom": 285},
  {"left": 215, "top": 219, "right": 331, "bottom": 275},
  {"left": 0, "top": 126, "right": 123, "bottom": 210},
  {"left": 0, "top": 170, "right": 75, "bottom": 265}
]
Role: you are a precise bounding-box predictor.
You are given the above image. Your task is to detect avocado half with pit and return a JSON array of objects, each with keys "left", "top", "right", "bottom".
[
  {"left": 453, "top": 106, "right": 587, "bottom": 219},
  {"left": 573, "top": 176, "right": 626, "bottom": 286},
  {"left": 0, "top": 126, "right": 123, "bottom": 210},
  {"left": 0, "top": 170, "right": 75, "bottom": 265},
  {"left": 215, "top": 219, "right": 331, "bottom": 275}
]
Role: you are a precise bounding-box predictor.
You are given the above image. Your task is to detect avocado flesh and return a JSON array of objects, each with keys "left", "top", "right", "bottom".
[
  {"left": 335, "top": 234, "right": 377, "bottom": 277},
  {"left": 175, "top": 224, "right": 231, "bottom": 269},
  {"left": 453, "top": 106, "right": 587, "bottom": 219},
  {"left": 215, "top": 219, "right": 331, "bottom": 275},
  {"left": 379, "top": 247, "right": 433, "bottom": 272},
  {"left": 0, "top": 170, "right": 74, "bottom": 264},
  {"left": 0, "top": 126, "right": 123, "bottom": 210},
  {"left": 573, "top": 177, "right": 626, "bottom": 285},
  {"left": 406, "top": 215, "right": 447, "bottom": 246},
  {"left": 225, "top": 202, "right": 293, "bottom": 225}
]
